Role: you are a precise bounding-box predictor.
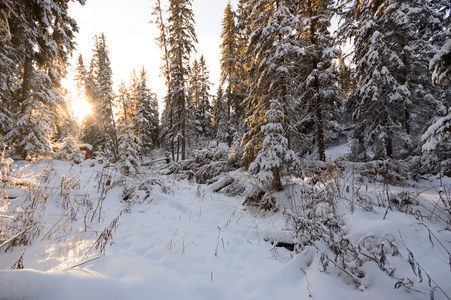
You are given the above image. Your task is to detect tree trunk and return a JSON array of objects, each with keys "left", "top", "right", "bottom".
[
  {"left": 385, "top": 128, "right": 393, "bottom": 159},
  {"left": 404, "top": 105, "right": 410, "bottom": 136},
  {"left": 271, "top": 169, "right": 282, "bottom": 191},
  {"left": 316, "top": 102, "right": 326, "bottom": 162},
  {"left": 227, "top": 87, "right": 232, "bottom": 147},
  {"left": 21, "top": 55, "right": 33, "bottom": 113}
]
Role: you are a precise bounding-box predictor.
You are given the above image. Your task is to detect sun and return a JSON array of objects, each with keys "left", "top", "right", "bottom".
[{"left": 71, "top": 97, "right": 92, "bottom": 122}]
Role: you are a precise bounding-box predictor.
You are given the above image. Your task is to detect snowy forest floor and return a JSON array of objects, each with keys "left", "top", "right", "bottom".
[{"left": 0, "top": 152, "right": 451, "bottom": 300}]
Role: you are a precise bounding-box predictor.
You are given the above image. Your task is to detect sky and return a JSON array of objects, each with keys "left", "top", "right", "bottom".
[{"left": 64, "top": 0, "right": 239, "bottom": 118}]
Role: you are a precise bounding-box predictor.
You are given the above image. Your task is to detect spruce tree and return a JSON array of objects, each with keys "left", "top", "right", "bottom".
[
  {"left": 220, "top": 2, "right": 239, "bottom": 147},
  {"left": 56, "top": 136, "right": 84, "bottom": 164},
  {"left": 134, "top": 67, "right": 159, "bottom": 155},
  {"left": 1, "top": 0, "right": 84, "bottom": 158},
  {"left": 339, "top": 0, "right": 450, "bottom": 160},
  {"left": 117, "top": 124, "right": 140, "bottom": 176},
  {"left": 116, "top": 80, "right": 132, "bottom": 128},
  {"left": 431, "top": 40, "right": 451, "bottom": 83},
  {"left": 189, "top": 56, "right": 212, "bottom": 148},
  {"left": 242, "top": 0, "right": 301, "bottom": 168},
  {"left": 81, "top": 33, "right": 118, "bottom": 161},
  {"left": 164, "top": 0, "right": 198, "bottom": 161},
  {"left": 294, "top": 0, "right": 339, "bottom": 162},
  {"left": 249, "top": 99, "right": 299, "bottom": 191},
  {"left": 212, "top": 86, "right": 228, "bottom": 144}
]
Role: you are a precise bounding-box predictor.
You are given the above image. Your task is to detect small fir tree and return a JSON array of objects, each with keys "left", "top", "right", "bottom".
[
  {"left": 56, "top": 137, "right": 84, "bottom": 164},
  {"left": 249, "top": 100, "right": 299, "bottom": 191},
  {"left": 117, "top": 125, "right": 140, "bottom": 176}
]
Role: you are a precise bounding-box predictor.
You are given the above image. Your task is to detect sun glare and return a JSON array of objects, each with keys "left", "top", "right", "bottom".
[{"left": 71, "top": 97, "right": 92, "bottom": 122}]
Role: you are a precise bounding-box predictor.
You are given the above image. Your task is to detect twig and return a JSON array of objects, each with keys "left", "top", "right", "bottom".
[
  {"left": 0, "top": 223, "right": 35, "bottom": 250},
  {"left": 70, "top": 256, "right": 99, "bottom": 269}
]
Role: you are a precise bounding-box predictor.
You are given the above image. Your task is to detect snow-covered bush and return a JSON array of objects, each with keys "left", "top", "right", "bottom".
[
  {"left": 0, "top": 145, "right": 13, "bottom": 183},
  {"left": 282, "top": 163, "right": 450, "bottom": 296},
  {"left": 55, "top": 137, "right": 85, "bottom": 164},
  {"left": 163, "top": 145, "right": 242, "bottom": 184},
  {"left": 1, "top": 160, "right": 55, "bottom": 251},
  {"left": 283, "top": 178, "right": 409, "bottom": 291}
]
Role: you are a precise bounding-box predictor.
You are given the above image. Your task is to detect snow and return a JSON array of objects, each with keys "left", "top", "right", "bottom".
[
  {"left": 1, "top": 158, "right": 451, "bottom": 300},
  {"left": 325, "top": 144, "right": 351, "bottom": 161},
  {"left": 422, "top": 113, "right": 451, "bottom": 152},
  {"left": 431, "top": 39, "right": 451, "bottom": 83}
]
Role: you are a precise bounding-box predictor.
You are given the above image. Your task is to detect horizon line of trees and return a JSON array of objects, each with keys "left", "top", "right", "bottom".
[{"left": 1, "top": 0, "right": 451, "bottom": 189}]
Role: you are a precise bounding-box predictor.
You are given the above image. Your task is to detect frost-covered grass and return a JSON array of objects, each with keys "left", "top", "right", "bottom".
[{"left": 0, "top": 156, "right": 450, "bottom": 300}]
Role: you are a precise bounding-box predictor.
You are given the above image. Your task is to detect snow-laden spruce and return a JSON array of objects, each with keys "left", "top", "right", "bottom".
[
  {"left": 249, "top": 100, "right": 299, "bottom": 191},
  {"left": 117, "top": 125, "right": 140, "bottom": 176},
  {"left": 55, "top": 137, "right": 85, "bottom": 164},
  {"left": 431, "top": 39, "right": 451, "bottom": 84},
  {"left": 338, "top": 0, "right": 450, "bottom": 160}
]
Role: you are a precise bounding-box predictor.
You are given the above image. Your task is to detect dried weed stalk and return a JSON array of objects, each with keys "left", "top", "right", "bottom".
[{"left": 82, "top": 208, "right": 125, "bottom": 260}]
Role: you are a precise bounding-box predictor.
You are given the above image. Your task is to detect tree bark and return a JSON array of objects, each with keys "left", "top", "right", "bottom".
[
  {"left": 21, "top": 55, "right": 33, "bottom": 113},
  {"left": 316, "top": 102, "right": 326, "bottom": 162}
]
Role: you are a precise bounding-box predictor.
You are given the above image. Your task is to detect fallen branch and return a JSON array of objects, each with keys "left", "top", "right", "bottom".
[
  {"left": 210, "top": 175, "right": 234, "bottom": 193},
  {"left": 141, "top": 158, "right": 170, "bottom": 166},
  {"left": 69, "top": 256, "right": 99, "bottom": 269}
]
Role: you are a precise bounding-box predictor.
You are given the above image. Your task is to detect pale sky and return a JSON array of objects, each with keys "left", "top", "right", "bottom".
[{"left": 64, "top": 0, "right": 239, "bottom": 118}]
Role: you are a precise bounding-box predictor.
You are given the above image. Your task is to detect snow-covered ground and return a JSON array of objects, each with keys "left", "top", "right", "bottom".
[{"left": 0, "top": 158, "right": 450, "bottom": 299}]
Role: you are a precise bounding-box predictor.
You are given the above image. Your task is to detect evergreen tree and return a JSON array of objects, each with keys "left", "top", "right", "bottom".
[
  {"left": 431, "top": 39, "right": 451, "bottom": 83},
  {"left": 294, "top": 0, "right": 339, "bottom": 162},
  {"left": 212, "top": 86, "right": 228, "bottom": 143},
  {"left": 339, "top": 0, "right": 450, "bottom": 159},
  {"left": 116, "top": 80, "right": 132, "bottom": 128},
  {"left": 56, "top": 136, "right": 84, "bottom": 164},
  {"left": 423, "top": 37, "right": 451, "bottom": 158},
  {"left": 152, "top": 0, "right": 174, "bottom": 158},
  {"left": 189, "top": 56, "right": 212, "bottom": 148},
  {"left": 242, "top": 0, "right": 302, "bottom": 167},
  {"left": 135, "top": 67, "right": 159, "bottom": 154},
  {"left": 80, "top": 33, "right": 118, "bottom": 161},
  {"left": 77, "top": 55, "right": 98, "bottom": 151},
  {"left": 117, "top": 125, "right": 140, "bottom": 176},
  {"left": 1, "top": 0, "right": 84, "bottom": 158},
  {"left": 164, "top": 0, "right": 198, "bottom": 161},
  {"left": 249, "top": 99, "right": 299, "bottom": 191},
  {"left": 220, "top": 2, "right": 239, "bottom": 147}
]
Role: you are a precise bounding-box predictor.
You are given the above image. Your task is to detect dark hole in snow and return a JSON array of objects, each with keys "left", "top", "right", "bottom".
[
  {"left": 265, "top": 238, "right": 295, "bottom": 252},
  {"left": 274, "top": 241, "right": 295, "bottom": 252}
]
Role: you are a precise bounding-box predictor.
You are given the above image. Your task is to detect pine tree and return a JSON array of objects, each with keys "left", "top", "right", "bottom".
[
  {"left": 116, "top": 80, "right": 132, "bottom": 128},
  {"left": 249, "top": 99, "right": 299, "bottom": 191},
  {"left": 220, "top": 2, "right": 239, "bottom": 147},
  {"left": 431, "top": 39, "right": 451, "bottom": 83},
  {"left": 81, "top": 33, "right": 118, "bottom": 161},
  {"left": 134, "top": 67, "right": 159, "bottom": 155},
  {"left": 56, "top": 136, "right": 84, "bottom": 164},
  {"left": 117, "top": 125, "right": 140, "bottom": 176},
  {"left": 189, "top": 56, "right": 212, "bottom": 148},
  {"left": 235, "top": 0, "right": 251, "bottom": 106},
  {"left": 152, "top": 0, "right": 174, "bottom": 159},
  {"left": 164, "top": 0, "right": 198, "bottom": 161},
  {"left": 77, "top": 55, "right": 98, "bottom": 151},
  {"left": 423, "top": 9, "right": 451, "bottom": 159},
  {"left": 294, "top": 0, "right": 339, "bottom": 162},
  {"left": 339, "top": 0, "right": 451, "bottom": 159},
  {"left": 242, "top": 0, "right": 302, "bottom": 168},
  {"left": 1, "top": 0, "right": 85, "bottom": 158},
  {"left": 212, "top": 86, "right": 228, "bottom": 144}
]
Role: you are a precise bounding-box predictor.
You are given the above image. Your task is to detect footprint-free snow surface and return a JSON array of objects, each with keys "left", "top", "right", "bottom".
[{"left": 0, "top": 159, "right": 450, "bottom": 300}]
